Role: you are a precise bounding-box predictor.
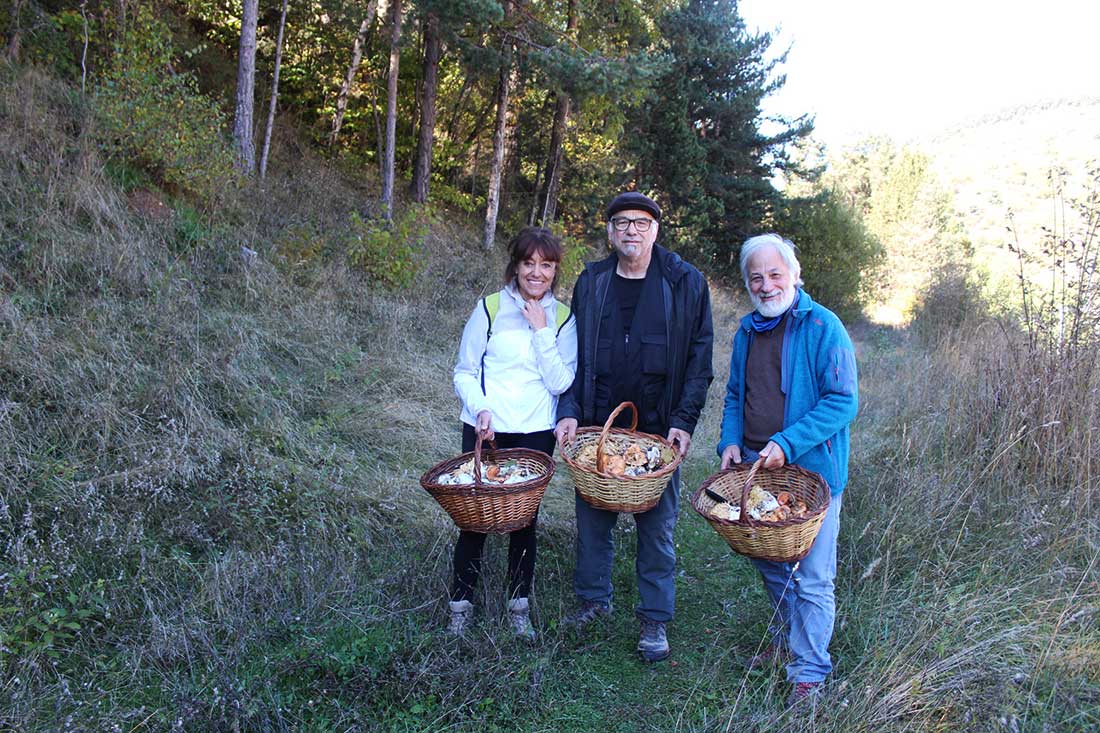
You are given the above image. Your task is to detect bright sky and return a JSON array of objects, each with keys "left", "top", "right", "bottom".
[{"left": 738, "top": 0, "right": 1100, "bottom": 147}]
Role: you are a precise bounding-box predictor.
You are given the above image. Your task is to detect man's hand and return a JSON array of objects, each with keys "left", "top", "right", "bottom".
[
  {"left": 555, "top": 417, "right": 578, "bottom": 446},
  {"left": 667, "top": 427, "right": 692, "bottom": 456},
  {"left": 759, "top": 440, "right": 786, "bottom": 469},
  {"left": 719, "top": 444, "right": 742, "bottom": 470},
  {"left": 476, "top": 410, "right": 495, "bottom": 441}
]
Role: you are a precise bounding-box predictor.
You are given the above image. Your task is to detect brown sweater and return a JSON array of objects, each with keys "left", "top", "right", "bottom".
[{"left": 743, "top": 316, "right": 786, "bottom": 451}]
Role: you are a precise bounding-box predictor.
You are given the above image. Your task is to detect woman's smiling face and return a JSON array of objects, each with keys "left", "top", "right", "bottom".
[{"left": 515, "top": 251, "right": 557, "bottom": 301}]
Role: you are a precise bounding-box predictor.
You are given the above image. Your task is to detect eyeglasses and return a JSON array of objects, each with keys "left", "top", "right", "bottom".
[{"left": 610, "top": 216, "right": 655, "bottom": 233}]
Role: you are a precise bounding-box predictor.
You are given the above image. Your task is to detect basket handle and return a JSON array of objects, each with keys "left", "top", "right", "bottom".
[
  {"left": 737, "top": 456, "right": 766, "bottom": 525},
  {"left": 596, "top": 401, "right": 638, "bottom": 472},
  {"left": 472, "top": 433, "right": 498, "bottom": 488}
]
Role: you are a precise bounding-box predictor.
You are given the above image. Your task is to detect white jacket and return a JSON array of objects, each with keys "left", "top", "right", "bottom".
[{"left": 454, "top": 283, "right": 578, "bottom": 434}]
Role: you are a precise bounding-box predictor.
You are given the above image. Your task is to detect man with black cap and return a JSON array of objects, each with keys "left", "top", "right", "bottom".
[{"left": 555, "top": 191, "right": 714, "bottom": 662}]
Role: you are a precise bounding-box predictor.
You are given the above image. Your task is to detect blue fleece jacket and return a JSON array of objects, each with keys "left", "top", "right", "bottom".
[{"left": 717, "top": 289, "right": 858, "bottom": 495}]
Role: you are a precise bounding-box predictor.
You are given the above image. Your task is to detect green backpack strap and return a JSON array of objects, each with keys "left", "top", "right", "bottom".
[
  {"left": 482, "top": 291, "right": 502, "bottom": 339},
  {"left": 479, "top": 292, "right": 570, "bottom": 395},
  {"left": 554, "top": 301, "right": 572, "bottom": 335},
  {"left": 480, "top": 291, "right": 501, "bottom": 396}
]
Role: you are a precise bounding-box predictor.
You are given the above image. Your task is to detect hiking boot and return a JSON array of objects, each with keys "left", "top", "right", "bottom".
[
  {"left": 562, "top": 600, "right": 612, "bottom": 629},
  {"left": 786, "top": 681, "right": 822, "bottom": 708},
  {"left": 637, "top": 618, "right": 670, "bottom": 663},
  {"left": 447, "top": 600, "right": 473, "bottom": 636},
  {"left": 746, "top": 642, "right": 789, "bottom": 670},
  {"left": 507, "top": 597, "right": 536, "bottom": 642}
]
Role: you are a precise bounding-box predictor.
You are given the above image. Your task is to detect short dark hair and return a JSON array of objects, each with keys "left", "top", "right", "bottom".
[{"left": 504, "top": 227, "right": 564, "bottom": 292}]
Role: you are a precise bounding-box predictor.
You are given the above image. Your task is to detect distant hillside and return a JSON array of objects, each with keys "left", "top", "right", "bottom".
[{"left": 920, "top": 97, "right": 1100, "bottom": 277}]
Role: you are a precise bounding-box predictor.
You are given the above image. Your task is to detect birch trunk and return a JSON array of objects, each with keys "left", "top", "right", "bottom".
[
  {"left": 482, "top": 0, "right": 514, "bottom": 250},
  {"left": 232, "top": 0, "right": 259, "bottom": 173},
  {"left": 380, "top": 0, "right": 402, "bottom": 222},
  {"left": 259, "top": 0, "right": 289, "bottom": 179},
  {"left": 329, "top": 0, "right": 379, "bottom": 146}
]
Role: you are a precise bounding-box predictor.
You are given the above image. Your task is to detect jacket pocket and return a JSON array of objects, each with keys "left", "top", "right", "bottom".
[
  {"left": 640, "top": 334, "right": 668, "bottom": 374},
  {"left": 824, "top": 438, "right": 840, "bottom": 491},
  {"left": 595, "top": 338, "right": 612, "bottom": 375}
]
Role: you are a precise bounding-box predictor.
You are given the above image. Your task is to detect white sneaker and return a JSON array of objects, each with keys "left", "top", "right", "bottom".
[
  {"left": 507, "top": 597, "right": 536, "bottom": 641},
  {"left": 448, "top": 600, "right": 473, "bottom": 636}
]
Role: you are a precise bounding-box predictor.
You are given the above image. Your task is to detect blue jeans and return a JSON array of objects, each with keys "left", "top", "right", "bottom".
[
  {"left": 573, "top": 469, "right": 680, "bottom": 622},
  {"left": 742, "top": 447, "right": 842, "bottom": 683}
]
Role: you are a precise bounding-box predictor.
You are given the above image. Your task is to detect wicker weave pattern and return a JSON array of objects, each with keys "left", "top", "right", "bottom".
[
  {"left": 420, "top": 436, "right": 555, "bottom": 534},
  {"left": 559, "top": 402, "right": 682, "bottom": 514},
  {"left": 690, "top": 459, "right": 830, "bottom": 562}
]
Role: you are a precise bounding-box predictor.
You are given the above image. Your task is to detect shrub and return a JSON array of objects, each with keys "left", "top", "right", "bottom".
[
  {"left": 909, "top": 258, "right": 985, "bottom": 342},
  {"left": 95, "top": 8, "right": 234, "bottom": 202},
  {"left": 345, "top": 208, "right": 425, "bottom": 289},
  {"left": 770, "top": 189, "right": 884, "bottom": 320}
]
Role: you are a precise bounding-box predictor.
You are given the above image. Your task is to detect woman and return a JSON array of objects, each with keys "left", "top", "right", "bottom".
[{"left": 450, "top": 227, "right": 577, "bottom": 640}]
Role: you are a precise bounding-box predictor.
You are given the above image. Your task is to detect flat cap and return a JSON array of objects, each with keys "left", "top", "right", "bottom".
[{"left": 606, "top": 191, "right": 661, "bottom": 222}]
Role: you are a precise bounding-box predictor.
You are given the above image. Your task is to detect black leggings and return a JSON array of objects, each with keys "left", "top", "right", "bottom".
[{"left": 451, "top": 423, "right": 555, "bottom": 602}]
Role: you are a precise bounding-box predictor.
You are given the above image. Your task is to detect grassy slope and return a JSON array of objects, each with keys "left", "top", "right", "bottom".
[
  {"left": 1, "top": 65, "right": 1097, "bottom": 732},
  {"left": 920, "top": 97, "right": 1100, "bottom": 287}
]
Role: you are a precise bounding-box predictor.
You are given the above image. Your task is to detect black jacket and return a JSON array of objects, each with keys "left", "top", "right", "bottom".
[{"left": 557, "top": 244, "right": 714, "bottom": 434}]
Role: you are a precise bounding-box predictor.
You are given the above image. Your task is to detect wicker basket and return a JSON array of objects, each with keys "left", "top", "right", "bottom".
[
  {"left": 419, "top": 434, "right": 555, "bottom": 534},
  {"left": 691, "top": 457, "right": 830, "bottom": 562},
  {"left": 559, "top": 402, "right": 683, "bottom": 513}
]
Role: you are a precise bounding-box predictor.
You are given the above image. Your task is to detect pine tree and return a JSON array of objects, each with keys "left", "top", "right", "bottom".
[{"left": 410, "top": 8, "right": 442, "bottom": 203}]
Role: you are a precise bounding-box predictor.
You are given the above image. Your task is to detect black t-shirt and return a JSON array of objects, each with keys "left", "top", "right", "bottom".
[
  {"left": 614, "top": 274, "right": 644, "bottom": 335},
  {"left": 593, "top": 266, "right": 667, "bottom": 433}
]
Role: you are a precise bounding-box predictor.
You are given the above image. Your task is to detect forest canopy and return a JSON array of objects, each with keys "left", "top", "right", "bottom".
[{"left": 2, "top": 0, "right": 881, "bottom": 304}]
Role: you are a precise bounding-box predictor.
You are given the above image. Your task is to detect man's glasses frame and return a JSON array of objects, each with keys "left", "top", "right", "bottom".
[{"left": 610, "top": 216, "right": 655, "bottom": 233}]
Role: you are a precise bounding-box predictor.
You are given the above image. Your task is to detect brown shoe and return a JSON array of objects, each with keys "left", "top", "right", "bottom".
[
  {"left": 562, "top": 600, "right": 612, "bottom": 629},
  {"left": 786, "top": 681, "right": 822, "bottom": 708},
  {"left": 746, "top": 642, "right": 788, "bottom": 670}
]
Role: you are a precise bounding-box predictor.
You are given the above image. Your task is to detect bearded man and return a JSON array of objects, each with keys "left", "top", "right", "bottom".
[{"left": 717, "top": 233, "right": 858, "bottom": 706}]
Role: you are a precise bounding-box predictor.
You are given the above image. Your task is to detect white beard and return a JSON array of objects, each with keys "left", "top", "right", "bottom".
[{"left": 751, "top": 285, "right": 796, "bottom": 318}]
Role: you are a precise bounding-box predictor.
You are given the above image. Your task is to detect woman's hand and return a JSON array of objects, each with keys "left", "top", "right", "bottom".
[
  {"left": 522, "top": 300, "right": 548, "bottom": 330},
  {"left": 476, "top": 410, "right": 495, "bottom": 441}
]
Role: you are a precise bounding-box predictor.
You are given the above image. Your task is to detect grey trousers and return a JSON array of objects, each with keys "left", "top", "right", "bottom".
[{"left": 572, "top": 468, "right": 680, "bottom": 622}]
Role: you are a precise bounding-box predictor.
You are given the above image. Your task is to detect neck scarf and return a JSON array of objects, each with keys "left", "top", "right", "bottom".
[{"left": 749, "top": 291, "right": 799, "bottom": 333}]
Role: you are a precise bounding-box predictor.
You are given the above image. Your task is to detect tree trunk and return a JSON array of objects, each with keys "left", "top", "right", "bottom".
[
  {"left": 232, "top": 0, "right": 259, "bottom": 174},
  {"left": 443, "top": 73, "right": 473, "bottom": 145},
  {"left": 539, "top": 0, "right": 577, "bottom": 224},
  {"left": 410, "top": 11, "right": 441, "bottom": 203},
  {"left": 330, "top": 0, "right": 379, "bottom": 146},
  {"left": 528, "top": 156, "right": 543, "bottom": 226},
  {"left": 380, "top": 0, "right": 402, "bottom": 222},
  {"left": 5, "top": 0, "right": 25, "bottom": 61},
  {"left": 539, "top": 93, "right": 570, "bottom": 224},
  {"left": 259, "top": 0, "right": 289, "bottom": 179},
  {"left": 482, "top": 0, "right": 515, "bottom": 250}
]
